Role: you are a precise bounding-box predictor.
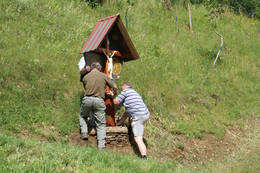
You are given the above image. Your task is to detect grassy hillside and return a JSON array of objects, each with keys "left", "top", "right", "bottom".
[
  {"left": 0, "top": 0, "right": 259, "bottom": 172},
  {"left": 124, "top": 1, "right": 260, "bottom": 138},
  {"left": 0, "top": 133, "right": 180, "bottom": 173},
  {"left": 1, "top": 131, "right": 259, "bottom": 172}
]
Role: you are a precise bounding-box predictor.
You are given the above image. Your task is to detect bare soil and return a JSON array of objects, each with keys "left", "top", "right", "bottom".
[
  {"left": 17, "top": 117, "right": 259, "bottom": 164},
  {"left": 68, "top": 117, "right": 260, "bottom": 164},
  {"left": 177, "top": 117, "right": 259, "bottom": 164},
  {"left": 69, "top": 131, "right": 135, "bottom": 154}
]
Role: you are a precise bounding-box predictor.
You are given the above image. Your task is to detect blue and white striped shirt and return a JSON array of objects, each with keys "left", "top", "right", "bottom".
[{"left": 116, "top": 88, "right": 149, "bottom": 117}]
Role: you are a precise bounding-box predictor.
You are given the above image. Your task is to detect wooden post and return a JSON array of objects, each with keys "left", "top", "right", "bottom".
[
  {"left": 213, "top": 31, "right": 223, "bottom": 66},
  {"left": 104, "top": 36, "right": 116, "bottom": 126},
  {"left": 125, "top": 0, "right": 132, "bottom": 28},
  {"left": 188, "top": 1, "right": 193, "bottom": 32},
  {"left": 176, "top": 5, "right": 179, "bottom": 32}
]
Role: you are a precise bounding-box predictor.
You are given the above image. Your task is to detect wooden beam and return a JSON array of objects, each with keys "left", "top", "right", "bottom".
[
  {"left": 116, "top": 17, "right": 139, "bottom": 60},
  {"left": 95, "top": 48, "right": 124, "bottom": 57}
]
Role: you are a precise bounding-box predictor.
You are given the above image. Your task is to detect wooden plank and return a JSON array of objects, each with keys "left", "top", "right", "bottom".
[
  {"left": 106, "top": 126, "right": 128, "bottom": 134},
  {"left": 95, "top": 48, "right": 123, "bottom": 57},
  {"left": 116, "top": 17, "right": 139, "bottom": 60}
]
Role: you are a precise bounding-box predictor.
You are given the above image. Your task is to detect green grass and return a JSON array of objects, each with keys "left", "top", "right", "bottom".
[
  {"left": 0, "top": 0, "right": 259, "bottom": 172},
  {"left": 0, "top": 129, "right": 259, "bottom": 173},
  {"left": 1, "top": 0, "right": 259, "bottom": 138},
  {"left": 0, "top": 134, "right": 180, "bottom": 173},
  {"left": 120, "top": 2, "right": 260, "bottom": 138},
  {"left": 199, "top": 131, "right": 260, "bottom": 173}
]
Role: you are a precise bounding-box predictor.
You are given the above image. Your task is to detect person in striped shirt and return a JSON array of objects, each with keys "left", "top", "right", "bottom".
[{"left": 113, "top": 82, "right": 150, "bottom": 159}]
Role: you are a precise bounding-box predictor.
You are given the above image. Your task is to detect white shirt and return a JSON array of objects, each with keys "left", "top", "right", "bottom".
[{"left": 78, "top": 57, "right": 86, "bottom": 70}]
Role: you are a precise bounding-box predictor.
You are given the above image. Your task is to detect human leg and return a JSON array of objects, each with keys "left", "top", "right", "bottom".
[
  {"left": 134, "top": 136, "right": 147, "bottom": 156},
  {"left": 89, "top": 111, "right": 96, "bottom": 127},
  {"left": 79, "top": 97, "right": 93, "bottom": 137},
  {"left": 131, "top": 115, "right": 149, "bottom": 157},
  {"left": 93, "top": 98, "right": 106, "bottom": 149},
  {"left": 86, "top": 111, "right": 97, "bottom": 135},
  {"left": 79, "top": 116, "right": 88, "bottom": 134}
]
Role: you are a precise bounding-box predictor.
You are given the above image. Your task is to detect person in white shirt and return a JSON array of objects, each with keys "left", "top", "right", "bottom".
[{"left": 78, "top": 56, "right": 91, "bottom": 83}]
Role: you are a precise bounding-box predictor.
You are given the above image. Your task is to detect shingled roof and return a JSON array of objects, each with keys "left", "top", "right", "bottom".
[{"left": 80, "top": 13, "right": 139, "bottom": 61}]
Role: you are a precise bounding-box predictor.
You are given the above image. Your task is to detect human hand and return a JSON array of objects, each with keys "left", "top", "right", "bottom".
[
  {"left": 85, "top": 65, "right": 91, "bottom": 72},
  {"left": 107, "top": 90, "right": 114, "bottom": 97}
]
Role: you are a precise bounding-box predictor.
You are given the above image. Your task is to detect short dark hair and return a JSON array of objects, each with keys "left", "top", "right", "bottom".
[
  {"left": 91, "top": 62, "right": 102, "bottom": 71},
  {"left": 122, "top": 82, "right": 131, "bottom": 88}
]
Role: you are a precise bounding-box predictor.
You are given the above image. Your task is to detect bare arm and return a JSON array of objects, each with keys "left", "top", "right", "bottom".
[
  {"left": 106, "top": 83, "right": 118, "bottom": 98},
  {"left": 113, "top": 98, "right": 120, "bottom": 105},
  {"left": 113, "top": 83, "right": 118, "bottom": 91},
  {"left": 116, "top": 112, "right": 128, "bottom": 126},
  {"left": 105, "top": 75, "right": 118, "bottom": 93},
  {"left": 112, "top": 84, "right": 118, "bottom": 94},
  {"left": 79, "top": 66, "right": 91, "bottom": 75}
]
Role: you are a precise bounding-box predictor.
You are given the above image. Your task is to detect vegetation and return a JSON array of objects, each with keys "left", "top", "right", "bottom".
[
  {"left": 0, "top": 133, "right": 179, "bottom": 173},
  {"left": 0, "top": 0, "right": 259, "bottom": 172},
  {"left": 171, "top": 0, "right": 260, "bottom": 18},
  {"left": 122, "top": 1, "right": 260, "bottom": 138},
  {"left": 1, "top": 132, "right": 259, "bottom": 172}
]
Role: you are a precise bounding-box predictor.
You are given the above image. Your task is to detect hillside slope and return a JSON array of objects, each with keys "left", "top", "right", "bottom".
[{"left": 0, "top": 0, "right": 259, "bottom": 172}]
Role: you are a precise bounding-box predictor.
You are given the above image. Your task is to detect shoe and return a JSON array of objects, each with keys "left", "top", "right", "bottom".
[
  {"left": 141, "top": 155, "right": 147, "bottom": 159},
  {"left": 80, "top": 133, "right": 88, "bottom": 140},
  {"left": 98, "top": 147, "right": 106, "bottom": 151}
]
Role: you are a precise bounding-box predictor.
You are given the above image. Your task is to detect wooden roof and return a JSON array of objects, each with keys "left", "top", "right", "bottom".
[{"left": 80, "top": 13, "right": 139, "bottom": 61}]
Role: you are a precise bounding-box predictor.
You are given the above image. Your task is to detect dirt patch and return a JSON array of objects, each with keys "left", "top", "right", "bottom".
[
  {"left": 182, "top": 117, "right": 258, "bottom": 164},
  {"left": 68, "top": 117, "right": 259, "bottom": 163},
  {"left": 69, "top": 131, "right": 98, "bottom": 147},
  {"left": 68, "top": 128, "right": 137, "bottom": 156},
  {"left": 147, "top": 117, "right": 260, "bottom": 164},
  {"left": 17, "top": 123, "right": 62, "bottom": 142}
]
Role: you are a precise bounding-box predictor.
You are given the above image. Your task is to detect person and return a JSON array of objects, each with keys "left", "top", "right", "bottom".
[
  {"left": 78, "top": 56, "right": 95, "bottom": 131},
  {"left": 79, "top": 62, "right": 117, "bottom": 149},
  {"left": 113, "top": 82, "right": 149, "bottom": 159},
  {"left": 78, "top": 56, "right": 91, "bottom": 83}
]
